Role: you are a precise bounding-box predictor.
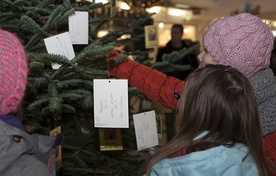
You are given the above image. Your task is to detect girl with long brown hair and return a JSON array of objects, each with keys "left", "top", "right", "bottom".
[
  {"left": 144, "top": 65, "right": 269, "bottom": 176},
  {"left": 107, "top": 13, "right": 276, "bottom": 174}
]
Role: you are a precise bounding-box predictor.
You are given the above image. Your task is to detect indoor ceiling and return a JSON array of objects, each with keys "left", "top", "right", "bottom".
[
  {"left": 167, "top": 0, "right": 276, "bottom": 20},
  {"left": 147, "top": 0, "right": 276, "bottom": 42}
]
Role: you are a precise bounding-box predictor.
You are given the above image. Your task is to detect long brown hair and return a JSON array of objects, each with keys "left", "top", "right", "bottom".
[{"left": 144, "top": 65, "right": 269, "bottom": 176}]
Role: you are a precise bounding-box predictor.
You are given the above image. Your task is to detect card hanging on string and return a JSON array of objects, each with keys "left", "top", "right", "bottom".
[
  {"left": 99, "top": 128, "right": 123, "bottom": 151},
  {"left": 69, "top": 11, "right": 89, "bottom": 45},
  {"left": 109, "top": 0, "right": 117, "bottom": 17},
  {"left": 155, "top": 112, "right": 162, "bottom": 139},
  {"left": 44, "top": 32, "right": 75, "bottom": 69},
  {"left": 93, "top": 79, "right": 129, "bottom": 128},
  {"left": 50, "top": 126, "right": 62, "bottom": 171},
  {"left": 133, "top": 110, "right": 159, "bottom": 151},
  {"left": 144, "top": 25, "right": 159, "bottom": 49},
  {"left": 76, "top": 0, "right": 93, "bottom": 2}
]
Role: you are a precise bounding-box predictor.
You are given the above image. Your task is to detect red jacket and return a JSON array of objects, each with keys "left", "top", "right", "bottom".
[
  {"left": 108, "top": 52, "right": 276, "bottom": 175},
  {"left": 108, "top": 52, "right": 184, "bottom": 110}
]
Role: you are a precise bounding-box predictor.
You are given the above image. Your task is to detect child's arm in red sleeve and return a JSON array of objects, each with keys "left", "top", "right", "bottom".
[{"left": 107, "top": 52, "right": 185, "bottom": 110}]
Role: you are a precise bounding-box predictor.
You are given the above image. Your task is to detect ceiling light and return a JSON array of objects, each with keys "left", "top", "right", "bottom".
[
  {"left": 158, "top": 22, "right": 164, "bottom": 29},
  {"left": 146, "top": 6, "right": 163, "bottom": 14},
  {"left": 168, "top": 7, "right": 189, "bottom": 16},
  {"left": 117, "top": 1, "right": 131, "bottom": 10},
  {"left": 272, "top": 21, "right": 276, "bottom": 27},
  {"left": 94, "top": 0, "right": 108, "bottom": 4},
  {"left": 272, "top": 30, "right": 276, "bottom": 37}
]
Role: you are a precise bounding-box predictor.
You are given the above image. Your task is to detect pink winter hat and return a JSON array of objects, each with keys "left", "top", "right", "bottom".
[
  {"left": 203, "top": 13, "right": 274, "bottom": 77},
  {"left": 0, "top": 30, "right": 28, "bottom": 115}
]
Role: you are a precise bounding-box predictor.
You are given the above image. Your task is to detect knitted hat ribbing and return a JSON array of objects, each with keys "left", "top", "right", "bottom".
[
  {"left": 0, "top": 30, "right": 28, "bottom": 115},
  {"left": 203, "top": 13, "right": 274, "bottom": 77}
]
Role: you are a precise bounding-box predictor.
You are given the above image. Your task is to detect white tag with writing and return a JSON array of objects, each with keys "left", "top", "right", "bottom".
[
  {"left": 93, "top": 79, "right": 129, "bottom": 128},
  {"left": 69, "top": 11, "right": 89, "bottom": 45},
  {"left": 133, "top": 110, "right": 159, "bottom": 151},
  {"left": 44, "top": 32, "right": 75, "bottom": 69}
]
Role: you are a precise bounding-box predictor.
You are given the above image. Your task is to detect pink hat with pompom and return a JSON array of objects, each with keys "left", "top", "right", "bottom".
[
  {"left": 0, "top": 30, "right": 28, "bottom": 115},
  {"left": 203, "top": 13, "right": 274, "bottom": 77}
]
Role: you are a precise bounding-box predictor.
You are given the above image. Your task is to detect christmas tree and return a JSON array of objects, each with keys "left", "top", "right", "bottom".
[{"left": 0, "top": 0, "right": 199, "bottom": 175}]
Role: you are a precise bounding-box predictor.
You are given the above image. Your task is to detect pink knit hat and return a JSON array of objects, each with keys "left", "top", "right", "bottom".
[
  {"left": 0, "top": 30, "right": 28, "bottom": 115},
  {"left": 203, "top": 13, "right": 274, "bottom": 77}
]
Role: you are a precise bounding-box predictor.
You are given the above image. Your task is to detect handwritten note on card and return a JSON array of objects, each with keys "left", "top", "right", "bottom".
[
  {"left": 44, "top": 32, "right": 75, "bottom": 69},
  {"left": 69, "top": 11, "right": 89, "bottom": 44},
  {"left": 44, "top": 32, "right": 75, "bottom": 59},
  {"left": 93, "top": 79, "right": 129, "bottom": 128},
  {"left": 133, "top": 110, "right": 159, "bottom": 151}
]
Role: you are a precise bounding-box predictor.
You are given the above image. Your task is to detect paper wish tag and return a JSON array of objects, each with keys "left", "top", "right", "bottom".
[
  {"left": 69, "top": 11, "right": 89, "bottom": 45},
  {"left": 99, "top": 128, "right": 123, "bottom": 151},
  {"left": 144, "top": 25, "right": 159, "bottom": 49},
  {"left": 44, "top": 32, "right": 75, "bottom": 69},
  {"left": 50, "top": 126, "right": 62, "bottom": 171},
  {"left": 109, "top": 0, "right": 117, "bottom": 17},
  {"left": 93, "top": 79, "right": 129, "bottom": 128},
  {"left": 133, "top": 110, "right": 159, "bottom": 151},
  {"left": 156, "top": 112, "right": 163, "bottom": 139}
]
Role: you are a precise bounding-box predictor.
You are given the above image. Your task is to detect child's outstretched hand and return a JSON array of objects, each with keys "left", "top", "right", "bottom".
[{"left": 106, "top": 51, "right": 128, "bottom": 76}]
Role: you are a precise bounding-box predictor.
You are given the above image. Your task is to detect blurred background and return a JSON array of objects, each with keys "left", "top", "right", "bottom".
[{"left": 95, "top": 0, "right": 276, "bottom": 60}]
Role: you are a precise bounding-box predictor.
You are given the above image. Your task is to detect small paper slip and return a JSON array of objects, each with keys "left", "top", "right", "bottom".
[
  {"left": 69, "top": 11, "right": 89, "bottom": 44},
  {"left": 93, "top": 79, "right": 129, "bottom": 128},
  {"left": 109, "top": 0, "right": 117, "bottom": 17},
  {"left": 50, "top": 126, "right": 62, "bottom": 171},
  {"left": 133, "top": 110, "right": 159, "bottom": 151},
  {"left": 144, "top": 25, "right": 159, "bottom": 49},
  {"left": 44, "top": 32, "right": 75, "bottom": 69},
  {"left": 44, "top": 32, "right": 75, "bottom": 59}
]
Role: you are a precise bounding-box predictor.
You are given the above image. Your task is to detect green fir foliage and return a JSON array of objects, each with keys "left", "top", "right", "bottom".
[
  {"left": 151, "top": 42, "right": 200, "bottom": 73},
  {"left": 1, "top": 0, "right": 146, "bottom": 175},
  {"left": 0, "top": 0, "right": 199, "bottom": 175}
]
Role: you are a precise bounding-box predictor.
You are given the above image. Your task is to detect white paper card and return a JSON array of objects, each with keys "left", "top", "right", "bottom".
[
  {"left": 93, "top": 79, "right": 129, "bottom": 128},
  {"left": 44, "top": 32, "right": 75, "bottom": 69},
  {"left": 69, "top": 11, "right": 89, "bottom": 44},
  {"left": 133, "top": 110, "right": 159, "bottom": 151}
]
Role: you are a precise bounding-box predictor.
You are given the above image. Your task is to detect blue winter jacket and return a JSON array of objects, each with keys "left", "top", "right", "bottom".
[{"left": 150, "top": 142, "right": 258, "bottom": 176}]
